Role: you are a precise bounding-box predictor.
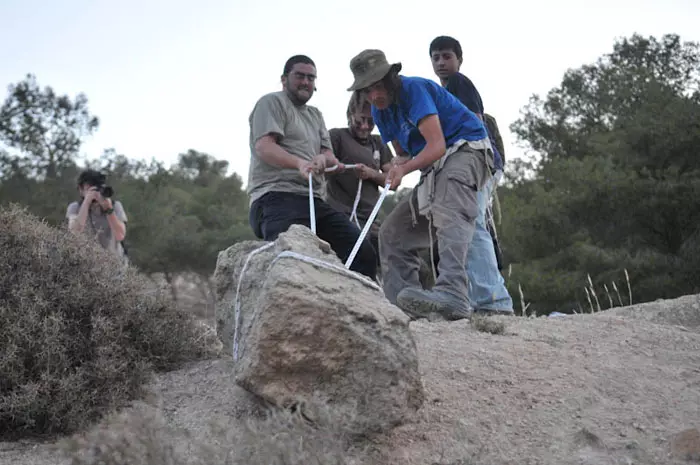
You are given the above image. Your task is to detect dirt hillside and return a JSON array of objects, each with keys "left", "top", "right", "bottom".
[{"left": 2, "top": 293, "right": 699, "bottom": 464}]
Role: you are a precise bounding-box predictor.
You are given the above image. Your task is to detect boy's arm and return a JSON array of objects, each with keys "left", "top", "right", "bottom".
[
  {"left": 105, "top": 200, "right": 127, "bottom": 241},
  {"left": 395, "top": 114, "right": 445, "bottom": 175},
  {"left": 385, "top": 80, "right": 448, "bottom": 188}
]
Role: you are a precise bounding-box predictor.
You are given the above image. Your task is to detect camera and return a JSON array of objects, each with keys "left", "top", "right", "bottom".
[
  {"left": 94, "top": 173, "right": 113, "bottom": 198},
  {"left": 98, "top": 184, "right": 114, "bottom": 198}
]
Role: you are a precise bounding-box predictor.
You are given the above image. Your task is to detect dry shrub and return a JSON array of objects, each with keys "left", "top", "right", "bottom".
[
  {"left": 233, "top": 395, "right": 371, "bottom": 465},
  {"left": 60, "top": 396, "right": 370, "bottom": 465},
  {"left": 0, "top": 205, "right": 208, "bottom": 438},
  {"left": 60, "top": 403, "right": 195, "bottom": 465},
  {"left": 470, "top": 315, "right": 507, "bottom": 335}
]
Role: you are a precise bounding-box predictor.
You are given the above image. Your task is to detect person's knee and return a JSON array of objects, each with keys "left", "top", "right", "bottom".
[
  {"left": 350, "top": 259, "right": 377, "bottom": 280},
  {"left": 256, "top": 193, "right": 310, "bottom": 239},
  {"left": 432, "top": 195, "right": 478, "bottom": 230},
  {"left": 378, "top": 218, "right": 402, "bottom": 249},
  {"left": 370, "top": 233, "right": 381, "bottom": 264},
  {"left": 360, "top": 238, "right": 377, "bottom": 262},
  {"left": 349, "top": 238, "right": 377, "bottom": 277},
  {"left": 261, "top": 215, "right": 295, "bottom": 241},
  {"left": 249, "top": 201, "right": 264, "bottom": 239},
  {"left": 260, "top": 221, "right": 282, "bottom": 241}
]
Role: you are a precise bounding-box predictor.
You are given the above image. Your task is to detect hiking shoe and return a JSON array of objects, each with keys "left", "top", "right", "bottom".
[{"left": 397, "top": 288, "right": 473, "bottom": 321}]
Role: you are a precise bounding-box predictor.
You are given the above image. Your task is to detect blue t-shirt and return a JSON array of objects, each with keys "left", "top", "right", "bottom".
[{"left": 371, "top": 76, "right": 486, "bottom": 157}]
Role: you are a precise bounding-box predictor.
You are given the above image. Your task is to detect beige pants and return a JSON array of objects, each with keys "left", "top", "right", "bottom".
[{"left": 378, "top": 143, "right": 492, "bottom": 304}]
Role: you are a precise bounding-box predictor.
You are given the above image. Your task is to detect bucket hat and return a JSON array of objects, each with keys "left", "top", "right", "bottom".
[{"left": 347, "top": 49, "right": 402, "bottom": 91}]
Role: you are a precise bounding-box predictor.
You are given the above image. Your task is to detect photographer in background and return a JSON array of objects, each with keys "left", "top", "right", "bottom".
[{"left": 66, "top": 170, "right": 128, "bottom": 260}]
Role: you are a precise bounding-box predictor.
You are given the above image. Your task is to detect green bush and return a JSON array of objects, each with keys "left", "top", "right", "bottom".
[{"left": 0, "top": 205, "right": 207, "bottom": 438}]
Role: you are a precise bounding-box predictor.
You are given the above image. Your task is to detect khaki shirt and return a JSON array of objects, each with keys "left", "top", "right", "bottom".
[
  {"left": 247, "top": 91, "right": 332, "bottom": 205},
  {"left": 66, "top": 200, "right": 128, "bottom": 257}
]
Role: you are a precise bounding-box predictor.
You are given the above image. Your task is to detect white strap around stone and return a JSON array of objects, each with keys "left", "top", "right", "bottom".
[
  {"left": 273, "top": 250, "right": 380, "bottom": 290},
  {"left": 232, "top": 242, "right": 275, "bottom": 361}
]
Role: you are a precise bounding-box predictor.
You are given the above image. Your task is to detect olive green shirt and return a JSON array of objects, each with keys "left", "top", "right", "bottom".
[
  {"left": 247, "top": 91, "right": 332, "bottom": 205},
  {"left": 325, "top": 128, "right": 393, "bottom": 221}
]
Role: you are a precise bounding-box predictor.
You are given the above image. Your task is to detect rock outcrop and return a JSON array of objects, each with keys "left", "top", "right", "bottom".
[
  {"left": 607, "top": 293, "right": 700, "bottom": 331},
  {"left": 213, "top": 225, "right": 425, "bottom": 432}
]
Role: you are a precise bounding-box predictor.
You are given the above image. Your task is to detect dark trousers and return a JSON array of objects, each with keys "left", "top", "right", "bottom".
[
  {"left": 354, "top": 214, "right": 382, "bottom": 271},
  {"left": 249, "top": 192, "right": 377, "bottom": 280}
]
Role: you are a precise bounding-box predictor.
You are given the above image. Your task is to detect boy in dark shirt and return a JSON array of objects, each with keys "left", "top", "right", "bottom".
[{"left": 429, "top": 35, "right": 513, "bottom": 315}]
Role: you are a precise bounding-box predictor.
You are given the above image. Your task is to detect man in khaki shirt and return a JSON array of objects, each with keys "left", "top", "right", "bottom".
[{"left": 247, "top": 55, "right": 377, "bottom": 279}]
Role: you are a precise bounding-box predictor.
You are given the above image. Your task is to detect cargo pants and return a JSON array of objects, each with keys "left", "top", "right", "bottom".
[{"left": 378, "top": 143, "right": 492, "bottom": 305}]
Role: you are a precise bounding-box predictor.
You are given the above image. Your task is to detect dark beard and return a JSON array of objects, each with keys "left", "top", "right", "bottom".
[
  {"left": 350, "top": 128, "right": 369, "bottom": 144},
  {"left": 286, "top": 88, "right": 310, "bottom": 106}
]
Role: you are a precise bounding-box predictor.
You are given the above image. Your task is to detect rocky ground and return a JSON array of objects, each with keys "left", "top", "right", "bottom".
[{"left": 2, "top": 292, "right": 699, "bottom": 465}]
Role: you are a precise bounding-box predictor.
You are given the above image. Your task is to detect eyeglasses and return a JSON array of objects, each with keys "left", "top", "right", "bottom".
[{"left": 291, "top": 71, "right": 316, "bottom": 82}]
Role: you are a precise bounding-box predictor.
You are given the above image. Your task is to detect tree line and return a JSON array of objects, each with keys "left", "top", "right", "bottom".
[{"left": 2, "top": 32, "right": 698, "bottom": 314}]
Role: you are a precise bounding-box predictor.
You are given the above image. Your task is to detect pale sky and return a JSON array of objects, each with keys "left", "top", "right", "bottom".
[{"left": 1, "top": 0, "right": 698, "bottom": 188}]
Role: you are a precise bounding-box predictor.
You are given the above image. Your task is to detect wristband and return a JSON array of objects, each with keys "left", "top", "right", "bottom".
[{"left": 103, "top": 207, "right": 115, "bottom": 215}]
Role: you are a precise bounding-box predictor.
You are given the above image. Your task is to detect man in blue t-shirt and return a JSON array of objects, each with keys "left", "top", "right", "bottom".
[
  {"left": 346, "top": 49, "right": 495, "bottom": 321},
  {"left": 429, "top": 35, "right": 513, "bottom": 315}
]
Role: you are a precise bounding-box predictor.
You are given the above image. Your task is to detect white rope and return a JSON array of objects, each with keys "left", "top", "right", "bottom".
[
  {"left": 273, "top": 250, "right": 380, "bottom": 290},
  {"left": 345, "top": 181, "right": 391, "bottom": 270},
  {"left": 311, "top": 163, "right": 365, "bottom": 232},
  {"left": 323, "top": 163, "right": 357, "bottom": 173},
  {"left": 349, "top": 179, "right": 363, "bottom": 229},
  {"left": 325, "top": 163, "right": 362, "bottom": 229},
  {"left": 308, "top": 173, "right": 316, "bottom": 235},
  {"left": 310, "top": 164, "right": 361, "bottom": 234},
  {"left": 232, "top": 242, "right": 275, "bottom": 360}
]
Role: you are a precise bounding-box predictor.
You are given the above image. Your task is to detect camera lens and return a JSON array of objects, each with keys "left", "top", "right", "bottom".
[{"left": 101, "top": 185, "right": 114, "bottom": 198}]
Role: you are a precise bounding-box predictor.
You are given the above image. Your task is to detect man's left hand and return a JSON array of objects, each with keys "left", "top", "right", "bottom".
[
  {"left": 354, "top": 163, "right": 375, "bottom": 180},
  {"left": 97, "top": 193, "right": 112, "bottom": 211},
  {"left": 311, "top": 154, "right": 327, "bottom": 174}
]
